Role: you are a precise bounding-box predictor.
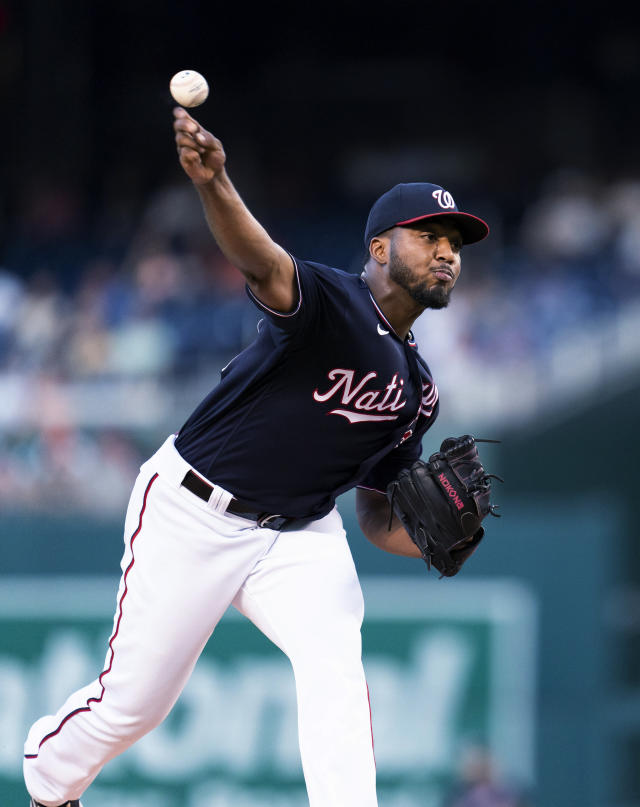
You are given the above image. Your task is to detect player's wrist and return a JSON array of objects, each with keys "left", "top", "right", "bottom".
[{"left": 194, "top": 166, "right": 231, "bottom": 193}]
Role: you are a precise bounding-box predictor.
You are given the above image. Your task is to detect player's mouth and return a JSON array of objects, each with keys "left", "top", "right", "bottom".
[{"left": 431, "top": 266, "right": 454, "bottom": 282}]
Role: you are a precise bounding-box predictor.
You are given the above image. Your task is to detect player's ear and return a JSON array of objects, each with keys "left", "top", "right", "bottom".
[{"left": 369, "top": 235, "right": 389, "bottom": 266}]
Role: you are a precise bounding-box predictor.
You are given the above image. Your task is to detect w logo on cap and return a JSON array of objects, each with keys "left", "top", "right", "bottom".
[
  {"left": 432, "top": 189, "right": 456, "bottom": 209},
  {"left": 364, "top": 181, "right": 489, "bottom": 246}
]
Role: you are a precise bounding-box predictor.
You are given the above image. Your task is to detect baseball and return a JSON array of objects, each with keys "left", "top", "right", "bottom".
[{"left": 169, "top": 70, "right": 209, "bottom": 107}]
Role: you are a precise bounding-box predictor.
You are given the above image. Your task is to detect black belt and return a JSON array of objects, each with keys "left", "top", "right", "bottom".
[{"left": 181, "top": 469, "right": 305, "bottom": 531}]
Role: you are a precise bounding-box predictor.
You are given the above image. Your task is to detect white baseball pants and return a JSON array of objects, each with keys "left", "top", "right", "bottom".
[{"left": 24, "top": 435, "right": 377, "bottom": 806}]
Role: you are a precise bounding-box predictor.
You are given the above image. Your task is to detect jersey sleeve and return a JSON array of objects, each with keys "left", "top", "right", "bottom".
[
  {"left": 357, "top": 429, "right": 425, "bottom": 495},
  {"left": 245, "top": 256, "right": 347, "bottom": 336}
]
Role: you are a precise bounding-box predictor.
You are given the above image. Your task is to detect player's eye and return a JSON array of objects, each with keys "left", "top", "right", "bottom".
[{"left": 421, "top": 232, "right": 461, "bottom": 252}]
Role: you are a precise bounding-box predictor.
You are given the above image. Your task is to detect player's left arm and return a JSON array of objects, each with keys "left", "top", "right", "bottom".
[{"left": 356, "top": 488, "right": 422, "bottom": 558}]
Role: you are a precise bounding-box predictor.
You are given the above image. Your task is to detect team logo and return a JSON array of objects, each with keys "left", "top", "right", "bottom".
[
  {"left": 313, "top": 369, "right": 407, "bottom": 423},
  {"left": 420, "top": 381, "right": 438, "bottom": 417},
  {"left": 377, "top": 323, "right": 390, "bottom": 336},
  {"left": 432, "top": 189, "right": 456, "bottom": 209}
]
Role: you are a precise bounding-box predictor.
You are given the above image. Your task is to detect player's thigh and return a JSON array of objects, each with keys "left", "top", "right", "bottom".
[
  {"left": 233, "top": 509, "right": 364, "bottom": 657},
  {"left": 101, "top": 475, "right": 272, "bottom": 710}
]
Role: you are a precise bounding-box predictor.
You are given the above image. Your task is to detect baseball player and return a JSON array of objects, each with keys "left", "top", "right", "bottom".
[{"left": 23, "top": 106, "right": 489, "bottom": 807}]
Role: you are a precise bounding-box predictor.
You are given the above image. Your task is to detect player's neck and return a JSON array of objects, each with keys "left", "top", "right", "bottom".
[{"left": 360, "top": 268, "right": 423, "bottom": 340}]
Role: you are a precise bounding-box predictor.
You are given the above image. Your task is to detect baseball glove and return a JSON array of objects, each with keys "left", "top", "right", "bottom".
[{"left": 386, "top": 435, "right": 502, "bottom": 577}]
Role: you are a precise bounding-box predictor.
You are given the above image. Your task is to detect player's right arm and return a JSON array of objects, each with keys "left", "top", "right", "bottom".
[{"left": 173, "top": 107, "right": 296, "bottom": 312}]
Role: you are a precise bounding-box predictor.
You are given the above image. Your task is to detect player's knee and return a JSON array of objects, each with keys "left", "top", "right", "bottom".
[{"left": 290, "top": 623, "right": 363, "bottom": 676}]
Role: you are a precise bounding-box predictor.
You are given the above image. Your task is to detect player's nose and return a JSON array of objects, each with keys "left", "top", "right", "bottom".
[{"left": 434, "top": 236, "right": 456, "bottom": 260}]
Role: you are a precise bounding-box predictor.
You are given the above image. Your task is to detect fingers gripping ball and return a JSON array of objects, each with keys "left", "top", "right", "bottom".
[
  {"left": 386, "top": 435, "right": 503, "bottom": 577},
  {"left": 170, "top": 70, "right": 209, "bottom": 107}
]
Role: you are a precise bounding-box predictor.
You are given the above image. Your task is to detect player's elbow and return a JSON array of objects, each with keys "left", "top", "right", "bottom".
[
  {"left": 356, "top": 488, "right": 422, "bottom": 558},
  {"left": 355, "top": 488, "right": 387, "bottom": 538}
]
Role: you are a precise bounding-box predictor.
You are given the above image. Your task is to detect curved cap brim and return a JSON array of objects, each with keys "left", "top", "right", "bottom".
[{"left": 395, "top": 211, "right": 490, "bottom": 245}]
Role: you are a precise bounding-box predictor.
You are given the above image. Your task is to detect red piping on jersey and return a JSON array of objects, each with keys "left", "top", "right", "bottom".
[
  {"left": 356, "top": 484, "right": 386, "bottom": 496},
  {"left": 246, "top": 254, "right": 302, "bottom": 318},
  {"left": 24, "top": 472, "right": 159, "bottom": 759},
  {"left": 367, "top": 682, "right": 376, "bottom": 768}
]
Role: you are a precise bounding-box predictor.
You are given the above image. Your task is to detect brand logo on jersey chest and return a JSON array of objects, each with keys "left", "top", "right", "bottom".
[{"left": 313, "top": 368, "right": 407, "bottom": 423}]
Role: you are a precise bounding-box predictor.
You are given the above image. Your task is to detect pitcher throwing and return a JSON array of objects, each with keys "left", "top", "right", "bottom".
[{"left": 24, "top": 105, "right": 495, "bottom": 807}]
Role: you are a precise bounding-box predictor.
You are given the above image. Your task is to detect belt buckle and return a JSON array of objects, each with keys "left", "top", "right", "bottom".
[{"left": 257, "top": 513, "right": 283, "bottom": 528}]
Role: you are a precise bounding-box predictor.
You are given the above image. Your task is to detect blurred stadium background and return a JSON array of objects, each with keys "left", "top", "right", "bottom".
[{"left": 1, "top": 1, "right": 639, "bottom": 805}]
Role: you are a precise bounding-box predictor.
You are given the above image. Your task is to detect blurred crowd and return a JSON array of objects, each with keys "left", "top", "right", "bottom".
[
  {"left": 3, "top": 168, "right": 640, "bottom": 377},
  {"left": 1, "top": 167, "right": 640, "bottom": 514},
  {"left": 0, "top": 180, "right": 258, "bottom": 378}
]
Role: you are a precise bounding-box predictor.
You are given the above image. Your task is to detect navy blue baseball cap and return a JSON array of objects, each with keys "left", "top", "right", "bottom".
[{"left": 364, "top": 182, "right": 489, "bottom": 247}]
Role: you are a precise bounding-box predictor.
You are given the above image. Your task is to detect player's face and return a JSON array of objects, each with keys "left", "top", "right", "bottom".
[{"left": 387, "top": 219, "right": 462, "bottom": 309}]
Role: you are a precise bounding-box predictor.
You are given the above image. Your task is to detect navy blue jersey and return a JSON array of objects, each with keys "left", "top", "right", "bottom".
[{"left": 175, "top": 257, "right": 439, "bottom": 519}]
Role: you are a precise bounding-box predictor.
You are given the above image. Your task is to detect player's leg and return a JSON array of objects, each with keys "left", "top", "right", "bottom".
[
  {"left": 232, "top": 508, "right": 377, "bottom": 807},
  {"left": 24, "top": 445, "right": 275, "bottom": 806}
]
